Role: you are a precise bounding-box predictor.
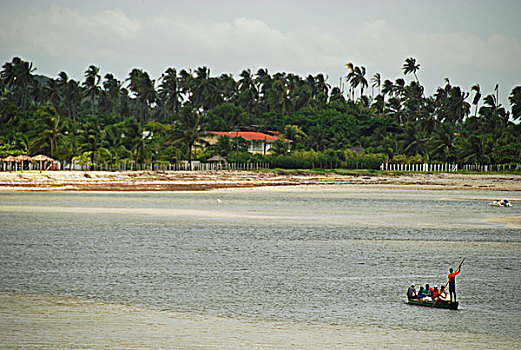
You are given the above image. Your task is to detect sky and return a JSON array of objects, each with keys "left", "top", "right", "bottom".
[{"left": 1, "top": 0, "right": 520, "bottom": 108}]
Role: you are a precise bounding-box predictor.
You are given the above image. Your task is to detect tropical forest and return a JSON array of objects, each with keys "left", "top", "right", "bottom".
[{"left": 1, "top": 56, "right": 520, "bottom": 170}]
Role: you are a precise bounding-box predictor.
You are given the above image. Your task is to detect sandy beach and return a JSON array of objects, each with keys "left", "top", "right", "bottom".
[{"left": 0, "top": 170, "right": 520, "bottom": 192}]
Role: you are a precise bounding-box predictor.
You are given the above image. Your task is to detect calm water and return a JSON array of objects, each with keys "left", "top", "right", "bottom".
[{"left": 1, "top": 189, "right": 520, "bottom": 343}]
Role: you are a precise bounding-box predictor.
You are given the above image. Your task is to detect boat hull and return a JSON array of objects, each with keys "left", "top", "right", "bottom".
[{"left": 407, "top": 299, "right": 458, "bottom": 310}]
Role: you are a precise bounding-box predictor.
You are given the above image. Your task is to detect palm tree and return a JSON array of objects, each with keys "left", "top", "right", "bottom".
[
  {"left": 139, "top": 77, "right": 158, "bottom": 121},
  {"left": 238, "top": 69, "right": 255, "bottom": 92},
  {"left": 169, "top": 104, "right": 208, "bottom": 170},
  {"left": 393, "top": 78, "right": 406, "bottom": 97},
  {"left": 0, "top": 59, "right": 18, "bottom": 87},
  {"left": 461, "top": 134, "right": 490, "bottom": 164},
  {"left": 283, "top": 124, "right": 307, "bottom": 149},
  {"left": 16, "top": 58, "right": 37, "bottom": 106},
  {"left": 0, "top": 100, "right": 21, "bottom": 127},
  {"left": 1, "top": 57, "right": 36, "bottom": 108},
  {"left": 189, "top": 66, "right": 218, "bottom": 112},
  {"left": 177, "top": 68, "right": 192, "bottom": 98},
  {"left": 269, "top": 136, "right": 290, "bottom": 156},
  {"left": 102, "top": 73, "right": 123, "bottom": 115},
  {"left": 305, "top": 125, "right": 327, "bottom": 151},
  {"left": 214, "top": 73, "right": 236, "bottom": 106},
  {"left": 294, "top": 83, "right": 313, "bottom": 110},
  {"left": 400, "top": 122, "right": 428, "bottom": 157},
  {"left": 509, "top": 86, "right": 521, "bottom": 121},
  {"left": 381, "top": 79, "right": 394, "bottom": 100},
  {"left": 402, "top": 57, "right": 421, "bottom": 85},
  {"left": 255, "top": 68, "right": 272, "bottom": 113},
  {"left": 267, "top": 80, "right": 292, "bottom": 114},
  {"left": 29, "top": 81, "right": 46, "bottom": 105},
  {"left": 386, "top": 97, "right": 405, "bottom": 125},
  {"left": 131, "top": 124, "right": 153, "bottom": 167},
  {"left": 29, "top": 106, "right": 68, "bottom": 159},
  {"left": 403, "top": 57, "right": 426, "bottom": 100},
  {"left": 82, "top": 65, "right": 101, "bottom": 115},
  {"left": 57, "top": 71, "right": 69, "bottom": 84},
  {"left": 211, "top": 135, "right": 248, "bottom": 157},
  {"left": 398, "top": 83, "right": 422, "bottom": 124},
  {"left": 418, "top": 113, "right": 438, "bottom": 134},
  {"left": 428, "top": 123, "right": 457, "bottom": 162},
  {"left": 446, "top": 86, "right": 470, "bottom": 125},
  {"left": 159, "top": 67, "right": 181, "bottom": 122},
  {"left": 479, "top": 94, "right": 509, "bottom": 131},
  {"left": 379, "top": 134, "right": 401, "bottom": 159},
  {"left": 56, "top": 72, "right": 73, "bottom": 118},
  {"left": 44, "top": 79, "right": 62, "bottom": 108},
  {"left": 345, "top": 63, "right": 356, "bottom": 99},
  {"left": 77, "top": 116, "right": 106, "bottom": 169},
  {"left": 371, "top": 94, "right": 385, "bottom": 114},
  {"left": 345, "top": 63, "right": 368, "bottom": 99},
  {"left": 471, "top": 84, "right": 481, "bottom": 117},
  {"left": 237, "top": 69, "right": 258, "bottom": 114},
  {"left": 304, "top": 74, "right": 328, "bottom": 101},
  {"left": 63, "top": 79, "right": 82, "bottom": 122},
  {"left": 127, "top": 68, "right": 157, "bottom": 122},
  {"left": 371, "top": 73, "right": 381, "bottom": 98},
  {"left": 313, "top": 74, "right": 330, "bottom": 97},
  {"left": 103, "top": 122, "right": 130, "bottom": 166}
]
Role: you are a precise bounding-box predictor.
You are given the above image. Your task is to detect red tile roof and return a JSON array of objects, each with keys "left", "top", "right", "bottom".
[{"left": 208, "top": 131, "right": 291, "bottom": 142}]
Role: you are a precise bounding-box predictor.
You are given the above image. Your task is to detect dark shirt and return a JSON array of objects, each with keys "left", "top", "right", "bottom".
[{"left": 407, "top": 287, "right": 417, "bottom": 299}]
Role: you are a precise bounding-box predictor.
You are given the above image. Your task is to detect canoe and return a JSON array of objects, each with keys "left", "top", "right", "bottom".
[{"left": 407, "top": 298, "right": 458, "bottom": 310}]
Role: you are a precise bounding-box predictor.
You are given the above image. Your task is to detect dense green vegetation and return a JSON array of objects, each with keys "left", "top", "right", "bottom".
[{"left": 1, "top": 56, "right": 520, "bottom": 170}]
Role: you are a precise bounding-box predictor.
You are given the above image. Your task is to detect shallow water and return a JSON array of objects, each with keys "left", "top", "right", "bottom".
[{"left": 1, "top": 189, "right": 520, "bottom": 348}]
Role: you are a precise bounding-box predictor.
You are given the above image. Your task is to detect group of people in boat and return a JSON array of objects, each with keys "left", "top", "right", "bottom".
[
  {"left": 407, "top": 284, "right": 448, "bottom": 302},
  {"left": 407, "top": 263, "right": 462, "bottom": 303}
]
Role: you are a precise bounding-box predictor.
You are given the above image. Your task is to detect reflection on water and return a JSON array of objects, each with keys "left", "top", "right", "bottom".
[{"left": 1, "top": 189, "right": 520, "bottom": 348}]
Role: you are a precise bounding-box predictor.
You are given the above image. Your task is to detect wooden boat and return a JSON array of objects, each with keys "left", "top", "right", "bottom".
[{"left": 407, "top": 298, "right": 458, "bottom": 309}]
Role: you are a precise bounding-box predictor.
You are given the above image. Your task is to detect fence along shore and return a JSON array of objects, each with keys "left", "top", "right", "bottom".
[{"left": 1, "top": 156, "right": 520, "bottom": 173}]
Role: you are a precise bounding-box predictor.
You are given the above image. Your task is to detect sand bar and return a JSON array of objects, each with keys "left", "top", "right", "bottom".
[
  {"left": 482, "top": 216, "right": 521, "bottom": 228},
  {"left": 0, "top": 171, "right": 520, "bottom": 192},
  {"left": 1, "top": 292, "right": 519, "bottom": 350}
]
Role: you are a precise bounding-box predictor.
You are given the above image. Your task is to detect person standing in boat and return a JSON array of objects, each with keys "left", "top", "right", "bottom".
[{"left": 448, "top": 263, "right": 462, "bottom": 302}]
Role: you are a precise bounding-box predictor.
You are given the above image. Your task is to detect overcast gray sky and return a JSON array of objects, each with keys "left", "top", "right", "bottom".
[{"left": 1, "top": 0, "right": 520, "bottom": 107}]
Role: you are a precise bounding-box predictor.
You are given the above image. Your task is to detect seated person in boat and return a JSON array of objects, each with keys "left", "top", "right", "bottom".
[
  {"left": 407, "top": 284, "right": 417, "bottom": 300},
  {"left": 439, "top": 285, "right": 448, "bottom": 301},
  {"left": 417, "top": 286, "right": 425, "bottom": 299},
  {"left": 423, "top": 284, "right": 431, "bottom": 297},
  {"left": 431, "top": 285, "right": 440, "bottom": 300},
  {"left": 422, "top": 284, "right": 433, "bottom": 301}
]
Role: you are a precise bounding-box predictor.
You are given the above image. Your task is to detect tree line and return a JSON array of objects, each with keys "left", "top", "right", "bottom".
[{"left": 1, "top": 56, "right": 520, "bottom": 170}]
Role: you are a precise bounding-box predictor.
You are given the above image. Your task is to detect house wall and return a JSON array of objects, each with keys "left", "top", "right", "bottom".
[{"left": 250, "top": 140, "right": 271, "bottom": 153}]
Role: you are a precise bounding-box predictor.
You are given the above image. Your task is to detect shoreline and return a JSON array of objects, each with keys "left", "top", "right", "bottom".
[{"left": 1, "top": 170, "right": 521, "bottom": 192}]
